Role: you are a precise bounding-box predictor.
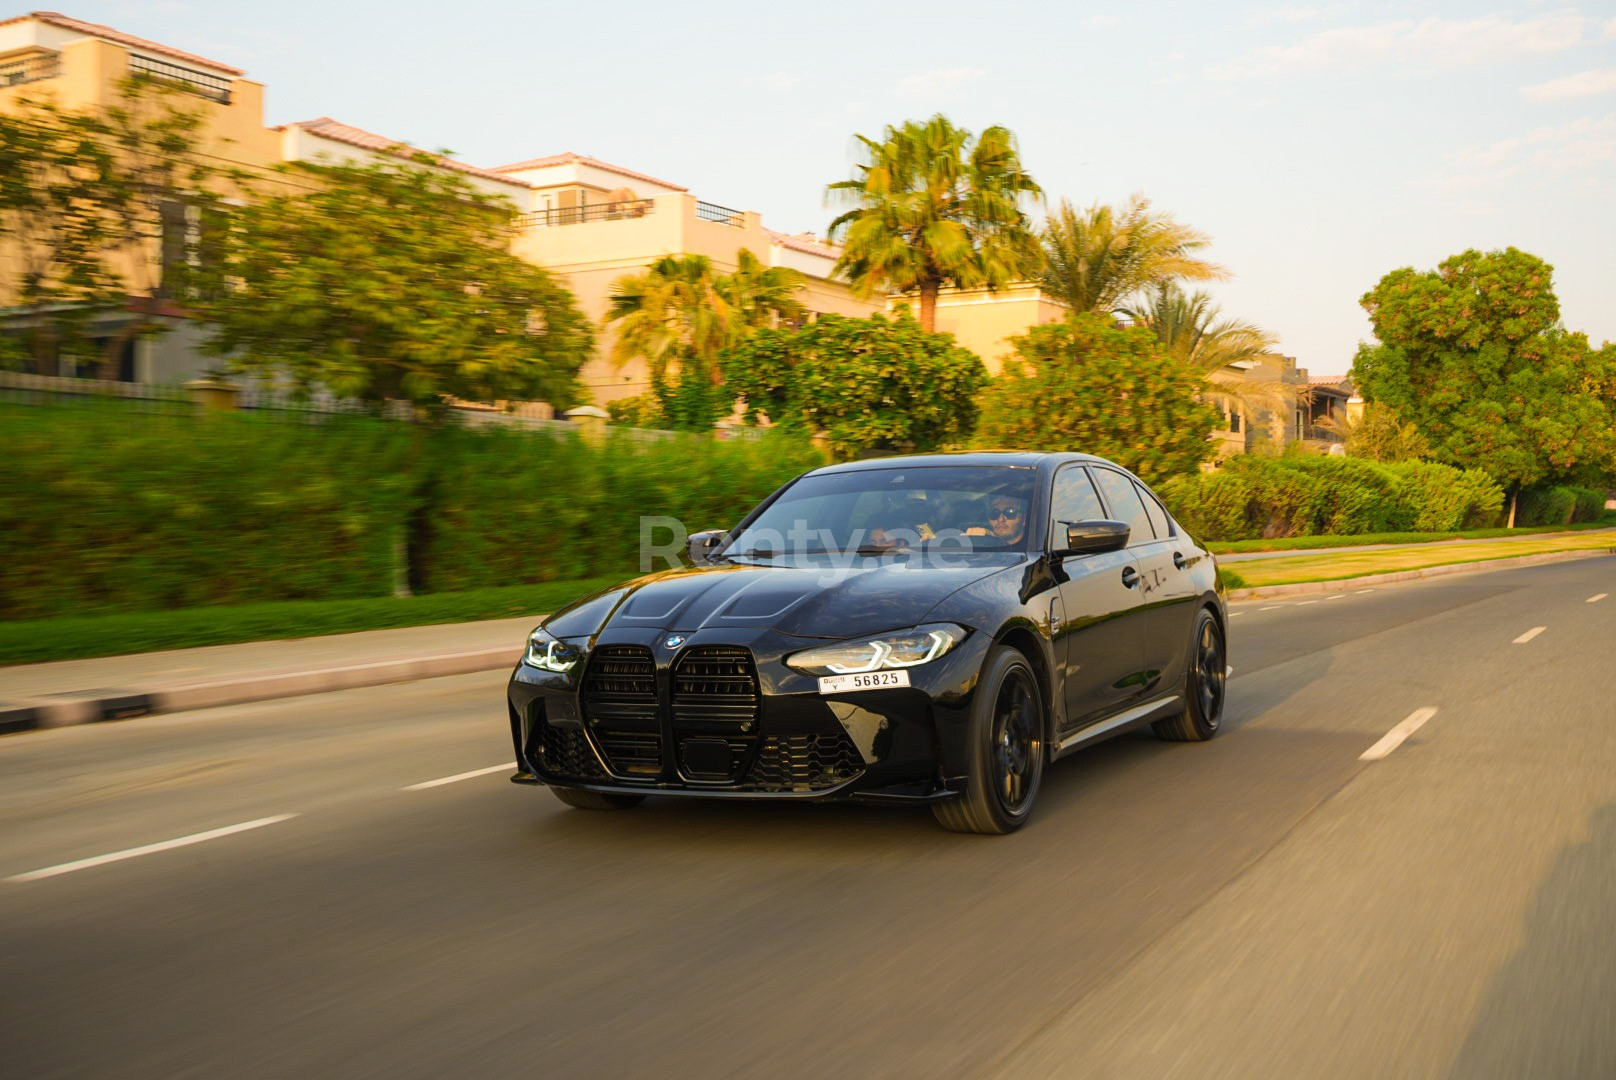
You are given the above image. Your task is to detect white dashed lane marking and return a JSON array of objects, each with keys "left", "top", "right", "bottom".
[
  {"left": 1589, "top": 593, "right": 1608, "bottom": 604},
  {"left": 1513, "top": 626, "right": 1547, "bottom": 644},
  {"left": 1360, "top": 708, "right": 1438, "bottom": 762},
  {"left": 7, "top": 815, "right": 299, "bottom": 883},
  {"left": 403, "top": 764, "right": 511, "bottom": 791}
]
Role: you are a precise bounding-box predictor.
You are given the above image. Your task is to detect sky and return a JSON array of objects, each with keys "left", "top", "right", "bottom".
[{"left": 63, "top": 0, "right": 1616, "bottom": 376}]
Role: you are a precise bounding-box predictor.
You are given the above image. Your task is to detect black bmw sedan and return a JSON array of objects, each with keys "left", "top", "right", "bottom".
[{"left": 506, "top": 452, "right": 1227, "bottom": 833}]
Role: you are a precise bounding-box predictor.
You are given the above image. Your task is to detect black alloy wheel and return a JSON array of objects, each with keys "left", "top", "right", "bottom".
[
  {"left": 1154, "top": 609, "right": 1226, "bottom": 742},
  {"left": 934, "top": 646, "right": 1045, "bottom": 834}
]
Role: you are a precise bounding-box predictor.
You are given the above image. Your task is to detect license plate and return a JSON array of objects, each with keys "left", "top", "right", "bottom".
[{"left": 817, "top": 670, "right": 911, "bottom": 694}]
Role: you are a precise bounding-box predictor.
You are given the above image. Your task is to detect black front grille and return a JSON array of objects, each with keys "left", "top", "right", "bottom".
[
  {"left": 747, "top": 733, "right": 865, "bottom": 792},
  {"left": 535, "top": 723, "right": 605, "bottom": 781},
  {"left": 581, "top": 645, "right": 662, "bottom": 777},
  {"left": 672, "top": 646, "right": 760, "bottom": 725},
  {"left": 671, "top": 646, "right": 760, "bottom": 781}
]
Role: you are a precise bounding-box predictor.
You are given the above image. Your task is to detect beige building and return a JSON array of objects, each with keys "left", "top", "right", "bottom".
[
  {"left": 496, "top": 154, "right": 880, "bottom": 406},
  {"left": 886, "top": 284, "right": 1069, "bottom": 375},
  {"left": 0, "top": 10, "right": 287, "bottom": 381}
]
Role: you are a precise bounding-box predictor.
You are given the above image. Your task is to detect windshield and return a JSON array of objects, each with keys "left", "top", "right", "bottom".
[{"left": 726, "top": 466, "right": 1039, "bottom": 557}]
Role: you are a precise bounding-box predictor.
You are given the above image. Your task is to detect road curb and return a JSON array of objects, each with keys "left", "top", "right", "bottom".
[
  {"left": 1227, "top": 547, "right": 1616, "bottom": 602},
  {"left": 8, "top": 646, "right": 520, "bottom": 732}
]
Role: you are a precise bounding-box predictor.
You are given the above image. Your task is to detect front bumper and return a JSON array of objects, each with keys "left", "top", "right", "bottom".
[{"left": 505, "top": 625, "right": 989, "bottom": 803}]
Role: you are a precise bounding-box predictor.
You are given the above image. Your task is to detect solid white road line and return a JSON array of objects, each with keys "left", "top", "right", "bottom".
[
  {"left": 7, "top": 814, "right": 298, "bottom": 883},
  {"left": 1589, "top": 593, "right": 1608, "bottom": 604},
  {"left": 403, "top": 763, "right": 511, "bottom": 791},
  {"left": 1360, "top": 707, "right": 1439, "bottom": 762},
  {"left": 1513, "top": 626, "right": 1547, "bottom": 644}
]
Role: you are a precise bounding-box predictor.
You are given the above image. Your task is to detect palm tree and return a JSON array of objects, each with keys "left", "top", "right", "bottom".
[
  {"left": 826, "top": 114, "right": 1043, "bottom": 332},
  {"left": 1040, "top": 195, "right": 1226, "bottom": 315},
  {"left": 606, "top": 250, "right": 804, "bottom": 428},
  {"left": 1122, "top": 282, "right": 1302, "bottom": 431}
]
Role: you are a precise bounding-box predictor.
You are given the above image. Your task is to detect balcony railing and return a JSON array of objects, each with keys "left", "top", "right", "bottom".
[
  {"left": 0, "top": 52, "right": 60, "bottom": 88},
  {"left": 128, "top": 54, "right": 232, "bottom": 104},
  {"left": 1302, "top": 424, "right": 1344, "bottom": 443},
  {"left": 695, "top": 201, "right": 744, "bottom": 227},
  {"left": 515, "top": 200, "right": 655, "bottom": 228}
]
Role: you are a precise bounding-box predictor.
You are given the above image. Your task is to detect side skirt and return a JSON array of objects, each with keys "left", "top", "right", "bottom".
[{"left": 1052, "top": 693, "right": 1181, "bottom": 760}]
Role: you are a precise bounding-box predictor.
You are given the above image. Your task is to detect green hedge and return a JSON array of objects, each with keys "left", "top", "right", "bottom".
[
  {"left": 1160, "top": 455, "right": 1505, "bottom": 542},
  {"left": 1, "top": 406, "right": 417, "bottom": 620},
  {"left": 1516, "top": 485, "right": 1608, "bottom": 527},
  {"left": 0, "top": 404, "right": 823, "bottom": 620},
  {"left": 416, "top": 427, "right": 822, "bottom": 592}
]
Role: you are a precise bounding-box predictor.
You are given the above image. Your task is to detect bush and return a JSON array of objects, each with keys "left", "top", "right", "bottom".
[
  {"left": 0, "top": 403, "right": 825, "bottom": 619},
  {"left": 0, "top": 404, "right": 416, "bottom": 620},
  {"left": 416, "top": 427, "right": 822, "bottom": 592},
  {"left": 1517, "top": 485, "right": 1607, "bottom": 526},
  {"left": 1160, "top": 455, "right": 1505, "bottom": 541}
]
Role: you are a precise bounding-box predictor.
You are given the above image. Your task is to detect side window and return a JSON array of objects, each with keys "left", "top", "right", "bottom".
[
  {"left": 1091, "top": 468, "right": 1155, "bottom": 544},
  {"left": 1048, "top": 466, "right": 1105, "bottom": 546},
  {"left": 1134, "top": 481, "right": 1173, "bottom": 539}
]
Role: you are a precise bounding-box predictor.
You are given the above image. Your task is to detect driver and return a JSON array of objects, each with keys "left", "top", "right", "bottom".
[{"left": 985, "top": 494, "right": 1027, "bottom": 546}]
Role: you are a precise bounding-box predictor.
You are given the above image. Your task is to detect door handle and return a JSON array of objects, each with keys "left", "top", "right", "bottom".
[
  {"left": 1121, "top": 567, "right": 1140, "bottom": 589},
  {"left": 1173, "top": 551, "right": 1188, "bottom": 571}
]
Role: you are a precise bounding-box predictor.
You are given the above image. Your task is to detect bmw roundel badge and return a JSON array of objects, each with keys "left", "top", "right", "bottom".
[{"left": 663, "top": 635, "right": 687, "bottom": 649}]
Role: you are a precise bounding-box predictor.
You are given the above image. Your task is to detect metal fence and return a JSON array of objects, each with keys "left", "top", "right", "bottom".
[
  {"left": 128, "top": 54, "right": 232, "bottom": 104},
  {"left": 514, "top": 200, "right": 655, "bottom": 228},
  {"left": 695, "top": 201, "right": 745, "bottom": 227}
]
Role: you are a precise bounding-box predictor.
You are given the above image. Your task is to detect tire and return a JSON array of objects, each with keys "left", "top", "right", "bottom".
[
  {"left": 933, "top": 645, "right": 1046, "bottom": 834},
  {"left": 550, "top": 787, "right": 645, "bottom": 811},
  {"left": 1153, "top": 609, "right": 1226, "bottom": 742}
]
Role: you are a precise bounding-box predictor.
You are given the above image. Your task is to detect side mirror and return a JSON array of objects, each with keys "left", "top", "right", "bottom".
[
  {"left": 1054, "top": 519, "right": 1129, "bottom": 557},
  {"left": 687, "top": 529, "right": 728, "bottom": 564}
]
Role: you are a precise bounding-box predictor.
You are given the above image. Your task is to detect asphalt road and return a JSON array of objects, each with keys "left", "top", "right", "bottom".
[{"left": 1, "top": 558, "right": 1613, "bottom": 1079}]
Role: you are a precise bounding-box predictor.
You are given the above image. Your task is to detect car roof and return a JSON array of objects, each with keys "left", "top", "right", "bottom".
[{"left": 807, "top": 450, "right": 1106, "bottom": 476}]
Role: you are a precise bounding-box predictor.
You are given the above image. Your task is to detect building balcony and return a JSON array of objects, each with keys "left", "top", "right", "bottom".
[{"left": 0, "top": 51, "right": 59, "bottom": 88}]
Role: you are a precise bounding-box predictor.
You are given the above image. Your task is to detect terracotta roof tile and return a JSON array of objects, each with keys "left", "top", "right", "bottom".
[
  {"left": 0, "top": 11, "right": 245, "bottom": 75},
  {"left": 765, "top": 228, "right": 840, "bottom": 260},
  {"left": 490, "top": 152, "right": 687, "bottom": 192},
  {"left": 286, "top": 117, "right": 530, "bottom": 187}
]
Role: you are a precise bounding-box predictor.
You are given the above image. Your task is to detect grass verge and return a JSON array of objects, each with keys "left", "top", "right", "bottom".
[
  {"left": 1234, "top": 535, "right": 1616, "bottom": 589},
  {"left": 0, "top": 578, "right": 625, "bottom": 667},
  {"left": 1207, "top": 518, "right": 1616, "bottom": 555}
]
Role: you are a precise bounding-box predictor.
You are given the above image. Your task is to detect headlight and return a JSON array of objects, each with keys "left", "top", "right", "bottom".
[
  {"left": 785, "top": 623, "right": 965, "bottom": 676},
  {"left": 523, "top": 628, "right": 581, "bottom": 673}
]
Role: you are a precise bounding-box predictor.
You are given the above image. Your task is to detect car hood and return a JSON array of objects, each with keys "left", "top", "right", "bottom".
[{"left": 543, "top": 557, "right": 1018, "bottom": 642}]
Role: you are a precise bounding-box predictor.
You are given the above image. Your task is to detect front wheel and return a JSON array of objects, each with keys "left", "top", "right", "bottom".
[
  {"left": 933, "top": 646, "right": 1045, "bottom": 834},
  {"left": 550, "top": 787, "right": 644, "bottom": 811},
  {"left": 1153, "top": 609, "right": 1226, "bottom": 742}
]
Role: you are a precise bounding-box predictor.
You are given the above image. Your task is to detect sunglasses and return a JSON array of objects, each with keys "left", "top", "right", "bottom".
[{"left": 989, "top": 506, "right": 1022, "bottom": 520}]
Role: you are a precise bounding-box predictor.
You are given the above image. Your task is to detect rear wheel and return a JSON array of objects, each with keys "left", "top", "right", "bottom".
[
  {"left": 933, "top": 646, "right": 1045, "bottom": 834},
  {"left": 550, "top": 787, "right": 644, "bottom": 811},
  {"left": 1153, "top": 609, "right": 1225, "bottom": 742}
]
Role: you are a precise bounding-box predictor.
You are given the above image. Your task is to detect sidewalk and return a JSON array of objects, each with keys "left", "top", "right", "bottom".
[
  {"left": 1216, "top": 525, "right": 1616, "bottom": 563},
  {"left": 0, "top": 615, "right": 538, "bottom": 734}
]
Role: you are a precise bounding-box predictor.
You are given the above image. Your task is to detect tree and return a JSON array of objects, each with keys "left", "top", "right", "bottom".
[
  {"left": 974, "top": 313, "right": 1219, "bottom": 482},
  {"left": 826, "top": 114, "right": 1043, "bottom": 332},
  {"left": 720, "top": 310, "right": 988, "bottom": 460},
  {"left": 1039, "top": 194, "right": 1226, "bottom": 315},
  {"left": 1353, "top": 247, "right": 1616, "bottom": 524},
  {"left": 194, "top": 157, "right": 592, "bottom": 415},
  {"left": 1122, "top": 282, "right": 1299, "bottom": 423},
  {"left": 606, "top": 250, "right": 802, "bottom": 430},
  {"left": 1314, "top": 402, "right": 1431, "bottom": 463},
  {"left": 0, "top": 75, "right": 227, "bottom": 376}
]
